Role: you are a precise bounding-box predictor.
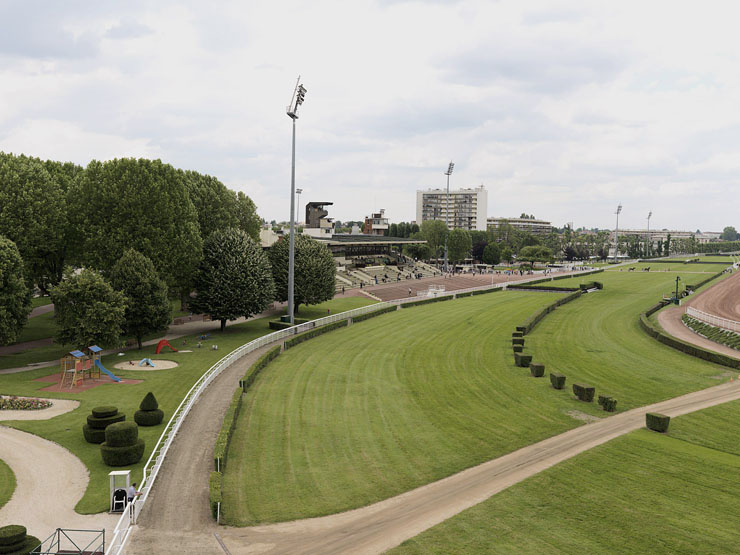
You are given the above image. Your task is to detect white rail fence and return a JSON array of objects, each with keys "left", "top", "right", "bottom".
[
  {"left": 686, "top": 307, "right": 740, "bottom": 333},
  {"left": 106, "top": 267, "right": 598, "bottom": 554}
]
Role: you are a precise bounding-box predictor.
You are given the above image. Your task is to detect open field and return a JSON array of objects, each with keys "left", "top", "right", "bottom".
[
  {"left": 392, "top": 400, "right": 740, "bottom": 554},
  {"left": 0, "top": 459, "right": 14, "bottom": 510},
  {"left": 0, "top": 297, "right": 373, "bottom": 514},
  {"left": 604, "top": 260, "right": 731, "bottom": 273},
  {"left": 15, "top": 310, "right": 58, "bottom": 344},
  {"left": 223, "top": 269, "right": 736, "bottom": 526}
]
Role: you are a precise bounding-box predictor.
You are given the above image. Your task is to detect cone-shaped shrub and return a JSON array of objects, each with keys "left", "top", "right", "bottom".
[
  {"left": 646, "top": 413, "right": 670, "bottom": 432},
  {"left": 550, "top": 373, "right": 566, "bottom": 389},
  {"left": 134, "top": 392, "right": 164, "bottom": 426},
  {"left": 0, "top": 525, "right": 41, "bottom": 554},
  {"left": 101, "top": 421, "right": 145, "bottom": 466},
  {"left": 83, "top": 406, "right": 124, "bottom": 444}
]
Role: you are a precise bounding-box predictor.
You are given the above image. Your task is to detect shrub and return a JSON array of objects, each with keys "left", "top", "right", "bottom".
[
  {"left": 214, "top": 389, "right": 242, "bottom": 471},
  {"left": 550, "top": 373, "right": 566, "bottom": 389},
  {"left": 139, "top": 392, "right": 159, "bottom": 411},
  {"left": 284, "top": 320, "right": 348, "bottom": 349},
  {"left": 100, "top": 439, "right": 145, "bottom": 466},
  {"left": 471, "top": 287, "right": 503, "bottom": 296},
  {"left": 82, "top": 424, "right": 106, "bottom": 444},
  {"left": 456, "top": 291, "right": 473, "bottom": 298},
  {"left": 269, "top": 317, "right": 309, "bottom": 330},
  {"left": 572, "top": 383, "right": 595, "bottom": 402},
  {"left": 0, "top": 526, "right": 25, "bottom": 546},
  {"left": 507, "top": 284, "right": 578, "bottom": 292},
  {"left": 104, "top": 421, "right": 139, "bottom": 448},
  {"left": 530, "top": 363, "right": 545, "bottom": 377},
  {"left": 352, "top": 305, "right": 397, "bottom": 323},
  {"left": 402, "top": 295, "right": 453, "bottom": 308},
  {"left": 86, "top": 412, "right": 125, "bottom": 430},
  {"left": 209, "top": 471, "right": 222, "bottom": 520},
  {"left": 603, "top": 398, "right": 617, "bottom": 412},
  {"left": 513, "top": 345, "right": 523, "bottom": 353},
  {"left": 91, "top": 406, "right": 118, "bottom": 418},
  {"left": 646, "top": 412, "right": 670, "bottom": 432},
  {"left": 514, "top": 352, "right": 532, "bottom": 367},
  {"left": 0, "top": 528, "right": 41, "bottom": 555},
  {"left": 512, "top": 331, "right": 523, "bottom": 338},
  {"left": 512, "top": 337, "right": 525, "bottom": 346},
  {"left": 240, "top": 346, "right": 281, "bottom": 392},
  {"left": 134, "top": 392, "right": 164, "bottom": 426},
  {"left": 597, "top": 395, "right": 610, "bottom": 406}
]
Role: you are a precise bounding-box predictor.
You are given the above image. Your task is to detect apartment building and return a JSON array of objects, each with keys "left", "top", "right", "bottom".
[
  {"left": 415, "top": 185, "right": 487, "bottom": 231},
  {"left": 487, "top": 217, "right": 553, "bottom": 236}
]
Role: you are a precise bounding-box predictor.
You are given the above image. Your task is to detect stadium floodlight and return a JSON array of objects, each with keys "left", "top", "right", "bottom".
[
  {"left": 613, "top": 203, "right": 622, "bottom": 263},
  {"left": 646, "top": 211, "right": 652, "bottom": 257},
  {"left": 286, "top": 77, "right": 307, "bottom": 324},
  {"left": 296, "top": 188, "right": 303, "bottom": 223},
  {"left": 443, "top": 161, "right": 454, "bottom": 272}
]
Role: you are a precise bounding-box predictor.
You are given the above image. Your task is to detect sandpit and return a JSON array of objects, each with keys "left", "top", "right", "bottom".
[{"left": 114, "top": 359, "right": 179, "bottom": 371}]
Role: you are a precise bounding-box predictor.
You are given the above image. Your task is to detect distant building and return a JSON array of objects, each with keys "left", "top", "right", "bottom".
[
  {"left": 416, "top": 185, "right": 487, "bottom": 231},
  {"left": 487, "top": 217, "right": 553, "bottom": 236},
  {"left": 303, "top": 201, "right": 335, "bottom": 238},
  {"left": 609, "top": 229, "right": 721, "bottom": 244},
  {"left": 363, "top": 209, "right": 389, "bottom": 235}
]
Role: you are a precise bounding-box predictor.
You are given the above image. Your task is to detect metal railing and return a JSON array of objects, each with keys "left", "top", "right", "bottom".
[
  {"left": 34, "top": 528, "right": 104, "bottom": 554},
  {"left": 686, "top": 307, "right": 740, "bottom": 333},
  {"left": 106, "top": 266, "right": 598, "bottom": 554}
]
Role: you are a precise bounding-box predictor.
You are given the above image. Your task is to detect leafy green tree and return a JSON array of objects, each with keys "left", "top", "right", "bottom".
[
  {"left": 404, "top": 232, "right": 432, "bottom": 260},
  {"left": 420, "top": 220, "right": 447, "bottom": 260},
  {"left": 182, "top": 170, "right": 239, "bottom": 240},
  {"left": 67, "top": 158, "right": 202, "bottom": 297},
  {"left": 518, "top": 245, "right": 553, "bottom": 265},
  {"left": 388, "top": 223, "right": 398, "bottom": 237},
  {"left": 110, "top": 249, "right": 172, "bottom": 349},
  {"left": 471, "top": 239, "right": 488, "bottom": 261},
  {"left": 482, "top": 242, "right": 501, "bottom": 265},
  {"left": 0, "top": 152, "right": 67, "bottom": 292},
  {"left": 501, "top": 246, "right": 513, "bottom": 264},
  {"left": 721, "top": 226, "right": 738, "bottom": 241},
  {"left": 51, "top": 269, "right": 126, "bottom": 349},
  {"left": 447, "top": 229, "right": 472, "bottom": 265},
  {"left": 234, "top": 191, "right": 261, "bottom": 242},
  {"left": 0, "top": 236, "right": 31, "bottom": 345},
  {"left": 268, "top": 234, "right": 335, "bottom": 313},
  {"left": 190, "top": 229, "right": 275, "bottom": 332}
]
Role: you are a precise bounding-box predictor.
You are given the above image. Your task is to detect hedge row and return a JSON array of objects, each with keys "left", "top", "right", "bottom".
[
  {"left": 639, "top": 312, "right": 740, "bottom": 369},
  {"left": 209, "top": 470, "right": 222, "bottom": 520},
  {"left": 401, "top": 295, "right": 454, "bottom": 308},
  {"left": 682, "top": 315, "right": 740, "bottom": 351},
  {"left": 471, "top": 287, "right": 503, "bottom": 296},
  {"left": 685, "top": 270, "right": 727, "bottom": 292},
  {"left": 268, "top": 317, "right": 309, "bottom": 330},
  {"left": 518, "top": 290, "right": 583, "bottom": 335},
  {"left": 507, "top": 284, "right": 579, "bottom": 292},
  {"left": 214, "top": 389, "right": 243, "bottom": 471},
  {"left": 352, "top": 305, "right": 397, "bottom": 323},
  {"left": 551, "top": 268, "right": 604, "bottom": 281},
  {"left": 646, "top": 412, "right": 670, "bottom": 432},
  {"left": 240, "top": 345, "right": 281, "bottom": 392},
  {"left": 284, "top": 320, "right": 348, "bottom": 349}
]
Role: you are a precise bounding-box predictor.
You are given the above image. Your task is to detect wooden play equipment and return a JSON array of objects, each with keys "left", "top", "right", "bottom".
[
  {"left": 59, "top": 350, "right": 90, "bottom": 388},
  {"left": 85, "top": 345, "right": 103, "bottom": 379}
]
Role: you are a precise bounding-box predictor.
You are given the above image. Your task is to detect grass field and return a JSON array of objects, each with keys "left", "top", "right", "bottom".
[
  {"left": 0, "top": 458, "right": 15, "bottom": 510},
  {"left": 16, "top": 311, "right": 59, "bottom": 344},
  {"left": 392, "top": 400, "right": 740, "bottom": 554},
  {"left": 0, "top": 296, "right": 373, "bottom": 514},
  {"left": 222, "top": 268, "right": 736, "bottom": 526}
]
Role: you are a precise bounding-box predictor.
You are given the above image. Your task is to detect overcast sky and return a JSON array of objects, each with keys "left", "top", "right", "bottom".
[{"left": 1, "top": 1, "right": 738, "bottom": 231}]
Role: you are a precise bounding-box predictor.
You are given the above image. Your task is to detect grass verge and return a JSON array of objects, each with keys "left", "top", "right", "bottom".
[{"left": 0, "top": 458, "right": 15, "bottom": 510}]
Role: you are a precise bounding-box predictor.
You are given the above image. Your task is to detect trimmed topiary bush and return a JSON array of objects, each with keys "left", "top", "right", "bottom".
[
  {"left": 101, "top": 421, "right": 145, "bottom": 466},
  {"left": 603, "top": 398, "right": 617, "bottom": 412},
  {"left": 91, "top": 406, "right": 118, "bottom": 418},
  {"left": 512, "top": 331, "right": 523, "bottom": 338},
  {"left": 82, "top": 425, "right": 106, "bottom": 444},
  {"left": 512, "top": 338, "right": 525, "bottom": 346},
  {"left": 0, "top": 525, "right": 41, "bottom": 555},
  {"left": 646, "top": 412, "right": 670, "bottom": 432},
  {"left": 0, "top": 526, "right": 26, "bottom": 546},
  {"left": 550, "top": 373, "right": 566, "bottom": 389},
  {"left": 513, "top": 345, "right": 523, "bottom": 353},
  {"left": 86, "top": 412, "right": 125, "bottom": 430},
  {"left": 134, "top": 392, "right": 164, "bottom": 427},
  {"left": 573, "top": 383, "right": 595, "bottom": 402},
  {"left": 529, "top": 363, "right": 545, "bottom": 377},
  {"left": 514, "top": 352, "right": 532, "bottom": 367},
  {"left": 83, "top": 406, "right": 124, "bottom": 444}
]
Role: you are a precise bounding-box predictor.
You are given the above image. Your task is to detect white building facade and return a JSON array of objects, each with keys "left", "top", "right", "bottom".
[{"left": 415, "top": 185, "right": 488, "bottom": 231}]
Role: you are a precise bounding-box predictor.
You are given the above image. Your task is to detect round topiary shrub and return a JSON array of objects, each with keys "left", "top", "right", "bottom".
[
  {"left": 134, "top": 392, "right": 164, "bottom": 427},
  {"left": 86, "top": 412, "right": 125, "bottom": 430},
  {"left": 82, "top": 424, "right": 107, "bottom": 444},
  {"left": 104, "top": 421, "right": 139, "bottom": 448},
  {"left": 100, "top": 439, "right": 145, "bottom": 467},
  {"left": 0, "top": 525, "right": 41, "bottom": 555},
  {"left": 0, "top": 526, "right": 26, "bottom": 547},
  {"left": 91, "top": 406, "right": 118, "bottom": 418}
]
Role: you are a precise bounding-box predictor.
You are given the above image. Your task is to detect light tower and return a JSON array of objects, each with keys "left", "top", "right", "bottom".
[
  {"left": 296, "top": 188, "right": 303, "bottom": 224},
  {"left": 646, "top": 211, "right": 652, "bottom": 258},
  {"left": 443, "top": 161, "right": 454, "bottom": 272},
  {"left": 286, "top": 77, "right": 307, "bottom": 324},
  {"left": 613, "top": 203, "right": 622, "bottom": 263}
]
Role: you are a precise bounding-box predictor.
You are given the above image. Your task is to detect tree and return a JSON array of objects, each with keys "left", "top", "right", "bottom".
[
  {"left": 0, "top": 236, "right": 31, "bottom": 345},
  {"left": 51, "top": 269, "right": 126, "bottom": 349},
  {"left": 420, "top": 220, "right": 447, "bottom": 260},
  {"left": 501, "top": 247, "right": 513, "bottom": 263},
  {"left": 268, "top": 234, "right": 335, "bottom": 313},
  {"left": 0, "top": 152, "right": 67, "bottom": 292},
  {"left": 67, "top": 158, "right": 203, "bottom": 297},
  {"left": 482, "top": 242, "right": 501, "bottom": 265},
  {"left": 234, "top": 191, "right": 261, "bottom": 242},
  {"left": 110, "top": 249, "right": 172, "bottom": 349},
  {"left": 182, "top": 170, "right": 239, "bottom": 240},
  {"left": 405, "top": 232, "right": 432, "bottom": 260},
  {"left": 447, "top": 229, "right": 472, "bottom": 265},
  {"left": 471, "top": 239, "right": 488, "bottom": 262},
  {"left": 721, "top": 226, "right": 738, "bottom": 241},
  {"left": 518, "top": 245, "right": 553, "bottom": 266},
  {"left": 190, "top": 229, "right": 275, "bottom": 332}
]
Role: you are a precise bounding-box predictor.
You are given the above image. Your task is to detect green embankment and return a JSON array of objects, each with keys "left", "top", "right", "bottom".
[
  {"left": 0, "top": 459, "right": 15, "bottom": 509},
  {"left": 0, "top": 297, "right": 373, "bottom": 514},
  {"left": 223, "top": 269, "right": 734, "bottom": 525},
  {"left": 393, "top": 400, "right": 740, "bottom": 554}
]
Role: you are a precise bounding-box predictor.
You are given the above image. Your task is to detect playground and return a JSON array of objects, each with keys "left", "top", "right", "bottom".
[{"left": 113, "top": 359, "right": 179, "bottom": 371}]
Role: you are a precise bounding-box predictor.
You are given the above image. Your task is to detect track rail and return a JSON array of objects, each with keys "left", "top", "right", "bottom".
[{"left": 686, "top": 306, "right": 740, "bottom": 333}]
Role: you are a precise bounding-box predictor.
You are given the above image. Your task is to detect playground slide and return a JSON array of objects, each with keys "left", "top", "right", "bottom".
[{"left": 95, "top": 360, "right": 122, "bottom": 382}]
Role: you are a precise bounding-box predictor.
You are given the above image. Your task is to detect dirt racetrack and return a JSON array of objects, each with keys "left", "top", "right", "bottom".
[{"left": 688, "top": 268, "right": 740, "bottom": 321}]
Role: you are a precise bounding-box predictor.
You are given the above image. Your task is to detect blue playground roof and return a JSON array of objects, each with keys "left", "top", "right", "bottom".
[
  {"left": 69, "top": 350, "right": 86, "bottom": 358},
  {"left": 88, "top": 345, "right": 103, "bottom": 353}
]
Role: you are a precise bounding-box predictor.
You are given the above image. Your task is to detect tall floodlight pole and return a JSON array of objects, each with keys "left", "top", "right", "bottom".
[
  {"left": 646, "top": 211, "right": 652, "bottom": 258},
  {"left": 295, "top": 188, "right": 303, "bottom": 224},
  {"left": 443, "top": 161, "right": 454, "bottom": 272},
  {"left": 614, "top": 203, "right": 622, "bottom": 263},
  {"left": 286, "top": 77, "right": 307, "bottom": 325}
]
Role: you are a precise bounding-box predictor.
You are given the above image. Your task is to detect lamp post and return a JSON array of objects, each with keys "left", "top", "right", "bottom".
[
  {"left": 286, "top": 77, "right": 307, "bottom": 325},
  {"left": 675, "top": 275, "right": 681, "bottom": 304},
  {"left": 613, "top": 203, "right": 622, "bottom": 263},
  {"left": 295, "top": 188, "right": 303, "bottom": 224},
  {"left": 443, "top": 161, "right": 454, "bottom": 272},
  {"left": 646, "top": 211, "right": 652, "bottom": 258}
]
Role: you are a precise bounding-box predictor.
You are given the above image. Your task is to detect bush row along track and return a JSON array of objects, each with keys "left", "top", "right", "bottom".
[{"left": 214, "top": 380, "right": 740, "bottom": 555}]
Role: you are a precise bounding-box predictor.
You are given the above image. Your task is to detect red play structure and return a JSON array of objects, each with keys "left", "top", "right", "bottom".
[{"left": 155, "top": 339, "right": 178, "bottom": 355}]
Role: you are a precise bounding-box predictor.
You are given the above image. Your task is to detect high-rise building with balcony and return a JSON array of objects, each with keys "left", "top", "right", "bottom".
[{"left": 415, "top": 185, "right": 487, "bottom": 231}]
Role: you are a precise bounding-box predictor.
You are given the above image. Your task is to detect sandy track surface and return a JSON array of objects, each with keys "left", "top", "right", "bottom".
[
  {"left": 0, "top": 398, "right": 79, "bottom": 421},
  {"left": 216, "top": 380, "right": 740, "bottom": 555},
  {"left": 125, "top": 343, "right": 276, "bottom": 555},
  {"left": 0, "top": 426, "right": 118, "bottom": 539}
]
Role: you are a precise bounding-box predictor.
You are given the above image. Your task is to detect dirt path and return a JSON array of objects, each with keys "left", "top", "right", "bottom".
[
  {"left": 0, "top": 426, "right": 118, "bottom": 539},
  {"left": 215, "top": 380, "right": 740, "bottom": 554},
  {"left": 125, "top": 343, "right": 276, "bottom": 555}
]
